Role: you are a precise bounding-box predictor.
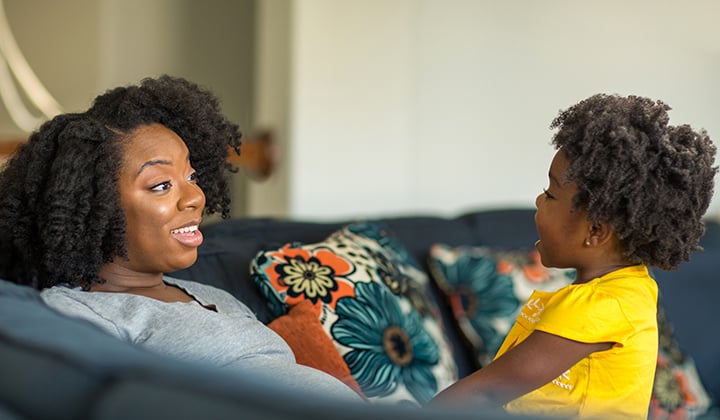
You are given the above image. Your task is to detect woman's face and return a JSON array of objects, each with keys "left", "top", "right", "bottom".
[{"left": 115, "top": 123, "right": 206, "bottom": 275}]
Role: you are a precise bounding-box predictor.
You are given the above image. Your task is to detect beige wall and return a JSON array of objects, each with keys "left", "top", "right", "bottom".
[
  {"left": 3, "top": 1, "right": 719, "bottom": 220},
  {"left": 246, "top": 0, "right": 290, "bottom": 217},
  {"left": 278, "top": 0, "right": 720, "bottom": 220},
  {"left": 0, "top": 0, "right": 101, "bottom": 136},
  {"left": 0, "top": 0, "right": 255, "bottom": 217}
]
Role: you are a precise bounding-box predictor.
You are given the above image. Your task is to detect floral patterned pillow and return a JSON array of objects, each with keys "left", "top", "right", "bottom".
[
  {"left": 427, "top": 244, "right": 575, "bottom": 367},
  {"left": 650, "top": 304, "right": 711, "bottom": 419},
  {"left": 251, "top": 222, "right": 457, "bottom": 405}
]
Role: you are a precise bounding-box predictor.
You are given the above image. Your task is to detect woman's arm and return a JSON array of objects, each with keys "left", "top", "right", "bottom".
[{"left": 429, "top": 330, "right": 612, "bottom": 407}]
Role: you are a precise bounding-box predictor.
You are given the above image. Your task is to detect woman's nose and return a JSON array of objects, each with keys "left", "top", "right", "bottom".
[{"left": 179, "top": 182, "right": 206, "bottom": 211}]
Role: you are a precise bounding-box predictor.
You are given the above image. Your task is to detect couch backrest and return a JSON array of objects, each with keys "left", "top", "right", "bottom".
[
  {"left": 172, "top": 209, "right": 720, "bottom": 401},
  {"left": 170, "top": 209, "right": 540, "bottom": 377},
  {"left": 173, "top": 209, "right": 540, "bottom": 321}
]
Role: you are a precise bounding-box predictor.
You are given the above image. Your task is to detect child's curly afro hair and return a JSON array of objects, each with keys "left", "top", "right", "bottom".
[
  {"left": 551, "top": 93, "right": 717, "bottom": 270},
  {"left": 0, "top": 75, "right": 242, "bottom": 289}
]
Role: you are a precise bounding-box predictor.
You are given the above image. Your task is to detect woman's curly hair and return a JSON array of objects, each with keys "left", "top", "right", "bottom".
[
  {"left": 0, "top": 75, "right": 242, "bottom": 289},
  {"left": 551, "top": 93, "right": 717, "bottom": 270}
]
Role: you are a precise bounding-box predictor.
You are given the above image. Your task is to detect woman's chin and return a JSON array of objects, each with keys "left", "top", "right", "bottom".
[{"left": 167, "top": 253, "right": 199, "bottom": 273}]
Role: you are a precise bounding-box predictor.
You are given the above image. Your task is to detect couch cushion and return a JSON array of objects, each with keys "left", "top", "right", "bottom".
[
  {"left": 0, "top": 279, "right": 207, "bottom": 419},
  {"left": 427, "top": 244, "right": 575, "bottom": 367},
  {"left": 173, "top": 215, "right": 480, "bottom": 375},
  {"left": 250, "top": 222, "right": 458, "bottom": 405},
  {"left": 456, "top": 208, "right": 538, "bottom": 249},
  {"left": 651, "top": 303, "right": 712, "bottom": 418},
  {"left": 268, "top": 300, "right": 365, "bottom": 398},
  {"left": 653, "top": 247, "right": 720, "bottom": 403},
  {"left": 0, "top": 279, "right": 377, "bottom": 419}
]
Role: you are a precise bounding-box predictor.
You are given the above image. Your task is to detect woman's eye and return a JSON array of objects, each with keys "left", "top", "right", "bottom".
[
  {"left": 543, "top": 188, "right": 555, "bottom": 199},
  {"left": 150, "top": 181, "right": 172, "bottom": 192},
  {"left": 188, "top": 172, "right": 199, "bottom": 183}
]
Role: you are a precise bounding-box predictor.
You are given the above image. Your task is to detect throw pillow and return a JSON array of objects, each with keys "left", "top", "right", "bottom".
[
  {"left": 267, "top": 299, "right": 365, "bottom": 399},
  {"left": 427, "top": 244, "right": 576, "bottom": 367},
  {"left": 251, "top": 222, "right": 457, "bottom": 406},
  {"left": 649, "top": 303, "right": 711, "bottom": 419}
]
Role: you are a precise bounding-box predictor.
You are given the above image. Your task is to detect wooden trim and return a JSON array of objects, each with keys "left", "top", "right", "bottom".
[
  {"left": 0, "top": 138, "right": 24, "bottom": 159},
  {"left": 230, "top": 130, "right": 275, "bottom": 180}
]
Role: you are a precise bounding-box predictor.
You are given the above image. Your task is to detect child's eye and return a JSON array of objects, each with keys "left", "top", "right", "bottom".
[
  {"left": 150, "top": 181, "right": 172, "bottom": 192},
  {"left": 188, "top": 172, "right": 199, "bottom": 183},
  {"left": 543, "top": 188, "right": 555, "bottom": 199}
]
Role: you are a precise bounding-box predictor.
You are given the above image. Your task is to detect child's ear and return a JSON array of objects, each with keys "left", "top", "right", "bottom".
[{"left": 585, "top": 221, "right": 614, "bottom": 247}]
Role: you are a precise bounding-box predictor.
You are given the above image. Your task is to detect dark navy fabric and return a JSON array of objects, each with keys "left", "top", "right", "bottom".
[
  {"left": 174, "top": 209, "right": 720, "bottom": 403},
  {"left": 4, "top": 208, "right": 714, "bottom": 418},
  {"left": 653, "top": 242, "right": 720, "bottom": 402}
]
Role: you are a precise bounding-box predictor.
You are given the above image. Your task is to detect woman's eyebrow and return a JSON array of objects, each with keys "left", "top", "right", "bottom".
[
  {"left": 134, "top": 153, "right": 190, "bottom": 178},
  {"left": 135, "top": 159, "right": 172, "bottom": 178}
]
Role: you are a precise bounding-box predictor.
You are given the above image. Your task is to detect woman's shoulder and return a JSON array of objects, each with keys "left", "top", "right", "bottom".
[
  {"left": 40, "top": 284, "right": 86, "bottom": 302},
  {"left": 39, "top": 284, "right": 127, "bottom": 337}
]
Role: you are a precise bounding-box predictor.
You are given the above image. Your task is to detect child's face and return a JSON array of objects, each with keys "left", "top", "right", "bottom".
[{"left": 534, "top": 150, "right": 591, "bottom": 270}]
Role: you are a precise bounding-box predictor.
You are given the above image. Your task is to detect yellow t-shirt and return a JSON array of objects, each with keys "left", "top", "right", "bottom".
[{"left": 496, "top": 265, "right": 658, "bottom": 419}]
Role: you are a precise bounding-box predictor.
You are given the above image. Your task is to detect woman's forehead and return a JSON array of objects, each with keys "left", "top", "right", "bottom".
[{"left": 121, "top": 125, "right": 189, "bottom": 171}]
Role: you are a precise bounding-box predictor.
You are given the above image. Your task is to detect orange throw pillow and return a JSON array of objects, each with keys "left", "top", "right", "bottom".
[{"left": 268, "top": 300, "right": 365, "bottom": 398}]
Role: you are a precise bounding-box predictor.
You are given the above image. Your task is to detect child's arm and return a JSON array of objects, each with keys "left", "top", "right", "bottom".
[{"left": 429, "top": 330, "right": 612, "bottom": 407}]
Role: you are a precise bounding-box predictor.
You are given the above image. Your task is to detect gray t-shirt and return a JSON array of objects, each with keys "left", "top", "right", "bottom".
[{"left": 41, "top": 276, "right": 362, "bottom": 401}]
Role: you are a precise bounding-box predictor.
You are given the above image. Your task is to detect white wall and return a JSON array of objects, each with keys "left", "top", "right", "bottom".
[{"left": 268, "top": 0, "right": 720, "bottom": 220}]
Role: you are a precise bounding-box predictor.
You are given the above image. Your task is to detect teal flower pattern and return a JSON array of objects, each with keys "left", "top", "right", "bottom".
[
  {"left": 331, "top": 281, "right": 440, "bottom": 404},
  {"left": 436, "top": 251, "right": 520, "bottom": 361},
  {"left": 251, "top": 257, "right": 288, "bottom": 317}
]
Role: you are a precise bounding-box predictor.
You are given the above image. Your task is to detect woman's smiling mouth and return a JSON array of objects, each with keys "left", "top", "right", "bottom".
[{"left": 170, "top": 224, "right": 204, "bottom": 247}]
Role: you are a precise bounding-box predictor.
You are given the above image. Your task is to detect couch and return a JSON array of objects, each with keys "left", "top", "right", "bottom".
[{"left": 1, "top": 208, "right": 717, "bottom": 419}]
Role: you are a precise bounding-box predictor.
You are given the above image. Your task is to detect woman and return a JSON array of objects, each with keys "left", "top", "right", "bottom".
[{"left": 0, "top": 75, "right": 362, "bottom": 401}]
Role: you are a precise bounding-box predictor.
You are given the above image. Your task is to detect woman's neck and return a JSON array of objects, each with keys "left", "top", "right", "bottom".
[
  {"left": 93, "top": 262, "right": 169, "bottom": 295},
  {"left": 91, "top": 266, "right": 195, "bottom": 304}
]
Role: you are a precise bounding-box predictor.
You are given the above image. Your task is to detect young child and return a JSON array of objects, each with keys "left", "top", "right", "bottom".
[{"left": 430, "top": 94, "right": 717, "bottom": 419}]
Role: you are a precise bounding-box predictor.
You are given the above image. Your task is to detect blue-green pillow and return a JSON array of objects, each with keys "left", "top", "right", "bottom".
[
  {"left": 427, "top": 244, "right": 575, "bottom": 367},
  {"left": 650, "top": 304, "right": 711, "bottom": 418}
]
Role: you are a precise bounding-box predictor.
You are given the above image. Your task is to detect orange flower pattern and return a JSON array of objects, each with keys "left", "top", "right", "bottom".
[{"left": 261, "top": 244, "right": 356, "bottom": 311}]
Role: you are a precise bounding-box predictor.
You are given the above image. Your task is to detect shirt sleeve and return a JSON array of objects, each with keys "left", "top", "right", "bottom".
[{"left": 534, "top": 285, "right": 634, "bottom": 347}]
